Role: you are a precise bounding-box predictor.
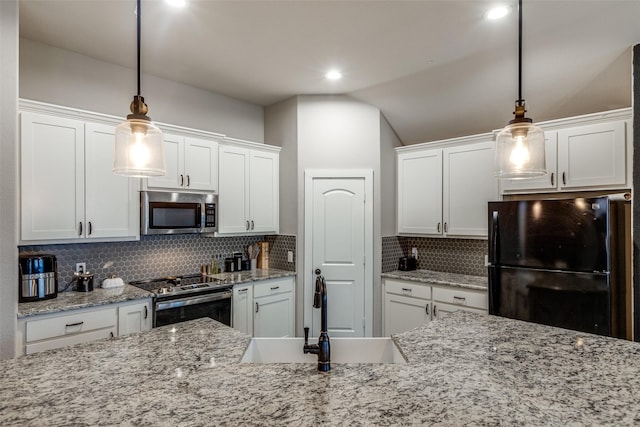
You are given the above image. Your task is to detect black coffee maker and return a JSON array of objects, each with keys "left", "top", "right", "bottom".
[{"left": 18, "top": 254, "right": 58, "bottom": 302}]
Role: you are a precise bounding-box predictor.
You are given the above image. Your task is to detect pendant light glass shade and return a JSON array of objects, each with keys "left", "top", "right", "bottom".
[
  {"left": 113, "top": 0, "right": 166, "bottom": 177},
  {"left": 114, "top": 117, "right": 165, "bottom": 177},
  {"left": 495, "top": 117, "right": 546, "bottom": 179}
]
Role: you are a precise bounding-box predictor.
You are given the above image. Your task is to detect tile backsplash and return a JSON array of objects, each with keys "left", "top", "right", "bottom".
[
  {"left": 19, "top": 234, "right": 296, "bottom": 291},
  {"left": 382, "top": 236, "right": 487, "bottom": 277}
]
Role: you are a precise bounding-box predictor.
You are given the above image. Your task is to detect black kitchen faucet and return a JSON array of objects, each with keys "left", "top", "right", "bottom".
[{"left": 303, "top": 270, "right": 330, "bottom": 372}]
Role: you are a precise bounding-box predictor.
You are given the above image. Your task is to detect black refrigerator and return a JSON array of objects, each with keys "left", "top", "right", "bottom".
[{"left": 488, "top": 196, "right": 631, "bottom": 339}]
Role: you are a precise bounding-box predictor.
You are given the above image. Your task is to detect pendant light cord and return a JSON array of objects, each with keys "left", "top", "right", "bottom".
[
  {"left": 517, "top": 0, "right": 523, "bottom": 104},
  {"left": 136, "top": 0, "right": 141, "bottom": 97}
]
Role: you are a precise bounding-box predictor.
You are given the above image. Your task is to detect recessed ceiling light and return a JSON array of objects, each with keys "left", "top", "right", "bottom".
[
  {"left": 165, "top": 0, "right": 187, "bottom": 8},
  {"left": 325, "top": 70, "right": 343, "bottom": 81},
  {"left": 486, "top": 5, "right": 510, "bottom": 20}
]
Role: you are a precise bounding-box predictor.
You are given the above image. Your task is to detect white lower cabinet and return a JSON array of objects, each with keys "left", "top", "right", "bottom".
[
  {"left": 383, "top": 278, "right": 487, "bottom": 336},
  {"left": 232, "top": 284, "right": 254, "bottom": 336},
  {"left": 117, "top": 301, "right": 153, "bottom": 336},
  {"left": 232, "top": 277, "right": 295, "bottom": 337},
  {"left": 17, "top": 298, "right": 152, "bottom": 356}
]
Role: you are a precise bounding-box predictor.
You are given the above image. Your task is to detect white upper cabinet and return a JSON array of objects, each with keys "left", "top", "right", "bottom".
[
  {"left": 20, "top": 111, "right": 138, "bottom": 243},
  {"left": 501, "top": 111, "right": 631, "bottom": 194},
  {"left": 146, "top": 134, "right": 218, "bottom": 192},
  {"left": 218, "top": 142, "right": 279, "bottom": 235},
  {"left": 443, "top": 141, "right": 498, "bottom": 237},
  {"left": 397, "top": 149, "right": 442, "bottom": 235},
  {"left": 397, "top": 139, "right": 498, "bottom": 238},
  {"left": 557, "top": 120, "right": 627, "bottom": 189}
]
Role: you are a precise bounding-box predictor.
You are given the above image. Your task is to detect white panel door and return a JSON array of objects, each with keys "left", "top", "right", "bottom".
[
  {"left": 384, "top": 293, "right": 431, "bottom": 336},
  {"left": 117, "top": 301, "right": 151, "bottom": 336},
  {"left": 218, "top": 145, "right": 250, "bottom": 233},
  {"left": 85, "top": 123, "right": 138, "bottom": 239},
  {"left": 253, "top": 292, "right": 294, "bottom": 337},
  {"left": 21, "top": 112, "right": 85, "bottom": 240},
  {"left": 443, "top": 141, "right": 498, "bottom": 237},
  {"left": 147, "top": 133, "right": 184, "bottom": 189},
  {"left": 249, "top": 150, "right": 279, "bottom": 233},
  {"left": 232, "top": 285, "right": 253, "bottom": 336},
  {"left": 184, "top": 137, "right": 218, "bottom": 192},
  {"left": 558, "top": 121, "right": 627, "bottom": 189},
  {"left": 397, "top": 149, "right": 442, "bottom": 235},
  {"left": 311, "top": 178, "right": 365, "bottom": 337}
]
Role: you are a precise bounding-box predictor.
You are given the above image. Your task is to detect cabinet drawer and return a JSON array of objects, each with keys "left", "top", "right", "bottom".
[
  {"left": 253, "top": 279, "right": 294, "bottom": 298},
  {"left": 26, "top": 307, "right": 117, "bottom": 342},
  {"left": 25, "top": 328, "right": 116, "bottom": 355},
  {"left": 385, "top": 279, "right": 431, "bottom": 300},
  {"left": 432, "top": 287, "right": 487, "bottom": 310}
]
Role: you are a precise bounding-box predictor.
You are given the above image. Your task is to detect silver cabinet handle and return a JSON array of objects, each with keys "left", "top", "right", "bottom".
[
  {"left": 66, "top": 321, "right": 84, "bottom": 328},
  {"left": 78, "top": 222, "right": 83, "bottom": 236},
  {"left": 437, "top": 222, "right": 441, "bottom": 233},
  {"left": 255, "top": 302, "right": 259, "bottom": 313},
  {"left": 562, "top": 172, "right": 566, "bottom": 185},
  {"left": 453, "top": 295, "right": 466, "bottom": 304},
  {"left": 180, "top": 174, "right": 184, "bottom": 186},
  {"left": 88, "top": 221, "right": 92, "bottom": 236},
  {"left": 186, "top": 175, "right": 190, "bottom": 187},
  {"left": 550, "top": 172, "right": 555, "bottom": 186}
]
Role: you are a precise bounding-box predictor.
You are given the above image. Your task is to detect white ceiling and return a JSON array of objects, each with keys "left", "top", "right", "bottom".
[{"left": 18, "top": 0, "right": 640, "bottom": 144}]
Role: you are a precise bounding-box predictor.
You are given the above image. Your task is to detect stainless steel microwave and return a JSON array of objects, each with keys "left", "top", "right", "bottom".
[{"left": 141, "top": 191, "right": 217, "bottom": 235}]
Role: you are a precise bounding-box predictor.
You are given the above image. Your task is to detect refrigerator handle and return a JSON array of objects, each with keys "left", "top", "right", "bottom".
[
  {"left": 489, "top": 210, "right": 499, "bottom": 263},
  {"left": 488, "top": 266, "right": 500, "bottom": 315}
]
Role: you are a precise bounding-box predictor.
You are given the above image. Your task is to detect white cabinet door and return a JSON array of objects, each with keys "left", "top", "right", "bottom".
[
  {"left": 218, "top": 144, "right": 250, "bottom": 233},
  {"left": 20, "top": 112, "right": 85, "bottom": 241},
  {"left": 253, "top": 279, "right": 294, "bottom": 337},
  {"left": 501, "top": 132, "right": 559, "bottom": 192},
  {"left": 147, "top": 133, "right": 185, "bottom": 189},
  {"left": 397, "top": 149, "right": 442, "bottom": 235},
  {"left": 232, "top": 285, "right": 253, "bottom": 336},
  {"left": 383, "top": 293, "right": 431, "bottom": 336},
  {"left": 557, "top": 121, "right": 627, "bottom": 189},
  {"left": 184, "top": 137, "right": 218, "bottom": 192},
  {"left": 117, "top": 301, "right": 152, "bottom": 336},
  {"left": 85, "top": 123, "right": 138, "bottom": 239},
  {"left": 443, "top": 141, "right": 498, "bottom": 237},
  {"left": 249, "top": 150, "right": 279, "bottom": 233}
]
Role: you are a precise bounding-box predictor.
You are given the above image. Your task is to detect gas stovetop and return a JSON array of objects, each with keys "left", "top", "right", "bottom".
[{"left": 129, "top": 274, "right": 232, "bottom": 299}]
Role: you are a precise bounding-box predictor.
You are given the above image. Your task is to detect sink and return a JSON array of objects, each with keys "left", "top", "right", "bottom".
[{"left": 240, "top": 337, "right": 407, "bottom": 364}]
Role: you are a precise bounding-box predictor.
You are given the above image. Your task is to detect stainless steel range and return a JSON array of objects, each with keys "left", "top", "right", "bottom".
[{"left": 129, "top": 274, "right": 232, "bottom": 327}]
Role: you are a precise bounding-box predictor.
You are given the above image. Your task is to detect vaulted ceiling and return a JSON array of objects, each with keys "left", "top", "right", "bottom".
[{"left": 19, "top": 0, "right": 640, "bottom": 144}]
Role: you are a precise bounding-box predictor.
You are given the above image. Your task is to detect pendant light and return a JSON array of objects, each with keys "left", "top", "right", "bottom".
[
  {"left": 494, "top": 0, "right": 546, "bottom": 179},
  {"left": 113, "top": 0, "right": 166, "bottom": 177}
]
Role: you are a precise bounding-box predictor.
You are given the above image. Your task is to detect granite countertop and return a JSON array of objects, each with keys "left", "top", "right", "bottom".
[
  {"left": 382, "top": 269, "right": 488, "bottom": 290},
  {"left": 208, "top": 267, "right": 295, "bottom": 285},
  {"left": 17, "top": 285, "right": 153, "bottom": 319},
  {"left": 2, "top": 312, "right": 640, "bottom": 425}
]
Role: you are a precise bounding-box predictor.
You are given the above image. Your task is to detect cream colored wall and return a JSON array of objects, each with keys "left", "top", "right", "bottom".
[
  {"left": 0, "top": 0, "right": 19, "bottom": 359},
  {"left": 19, "top": 38, "right": 265, "bottom": 142}
]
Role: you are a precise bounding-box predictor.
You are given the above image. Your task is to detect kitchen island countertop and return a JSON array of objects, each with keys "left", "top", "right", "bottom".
[
  {"left": 2, "top": 312, "right": 640, "bottom": 425},
  {"left": 382, "top": 269, "right": 487, "bottom": 290}
]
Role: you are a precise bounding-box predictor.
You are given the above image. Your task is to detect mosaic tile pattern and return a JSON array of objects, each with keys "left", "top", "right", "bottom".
[
  {"left": 382, "top": 236, "right": 487, "bottom": 277},
  {"left": 19, "top": 234, "right": 269, "bottom": 290},
  {"left": 265, "top": 234, "right": 296, "bottom": 272},
  {"left": 381, "top": 236, "right": 404, "bottom": 273}
]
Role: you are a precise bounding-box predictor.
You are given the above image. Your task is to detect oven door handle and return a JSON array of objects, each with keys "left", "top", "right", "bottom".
[{"left": 155, "top": 291, "right": 232, "bottom": 311}]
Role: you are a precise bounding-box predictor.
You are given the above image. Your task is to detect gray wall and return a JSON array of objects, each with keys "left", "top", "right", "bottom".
[
  {"left": 19, "top": 38, "right": 265, "bottom": 142},
  {"left": 0, "top": 0, "right": 19, "bottom": 359}
]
